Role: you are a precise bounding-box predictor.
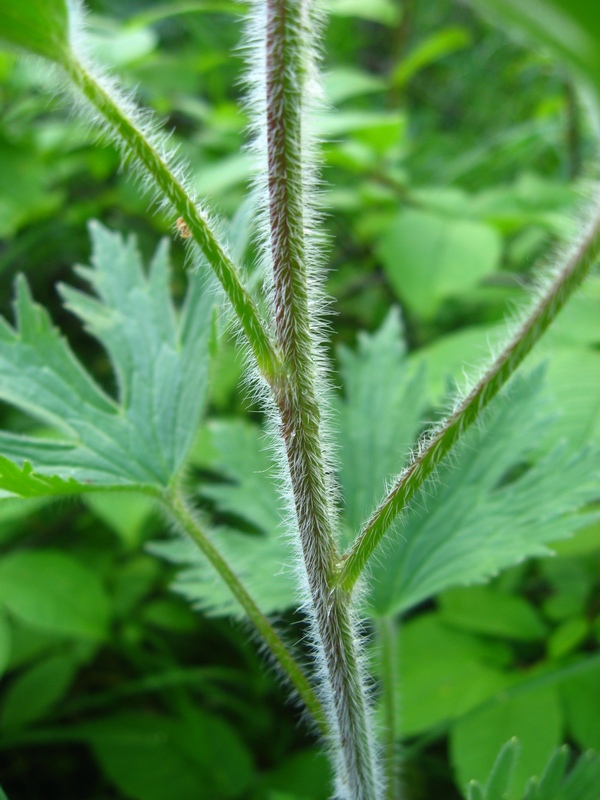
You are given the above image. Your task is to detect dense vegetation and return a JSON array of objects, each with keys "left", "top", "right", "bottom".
[{"left": 0, "top": 1, "right": 599, "bottom": 799}]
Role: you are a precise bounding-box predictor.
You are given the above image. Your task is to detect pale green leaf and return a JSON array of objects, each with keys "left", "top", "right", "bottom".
[
  {"left": 333, "top": 309, "right": 427, "bottom": 546},
  {"left": 451, "top": 685, "right": 563, "bottom": 800},
  {"left": 366, "top": 370, "right": 600, "bottom": 617},
  {"left": 440, "top": 586, "right": 547, "bottom": 641},
  {"left": 392, "top": 613, "right": 510, "bottom": 737},
  {"left": 0, "top": 222, "right": 214, "bottom": 496},
  {"left": 85, "top": 491, "right": 156, "bottom": 549},
  {"left": 326, "top": 0, "right": 399, "bottom": 26},
  {"left": 0, "top": 0, "right": 71, "bottom": 64},
  {"left": 377, "top": 208, "right": 502, "bottom": 317},
  {"left": 0, "top": 550, "right": 110, "bottom": 640},
  {"left": 150, "top": 419, "right": 295, "bottom": 617}
]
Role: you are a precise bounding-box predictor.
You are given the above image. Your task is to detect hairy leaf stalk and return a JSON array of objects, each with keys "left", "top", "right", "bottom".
[
  {"left": 263, "top": 1, "right": 380, "bottom": 796},
  {"left": 166, "top": 491, "right": 326, "bottom": 731},
  {"left": 62, "top": 55, "right": 282, "bottom": 384},
  {"left": 340, "top": 207, "right": 600, "bottom": 591}
]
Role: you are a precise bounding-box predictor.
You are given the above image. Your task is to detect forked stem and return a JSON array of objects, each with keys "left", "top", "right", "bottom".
[
  {"left": 62, "top": 54, "right": 282, "bottom": 384},
  {"left": 262, "top": 1, "right": 381, "bottom": 796}
]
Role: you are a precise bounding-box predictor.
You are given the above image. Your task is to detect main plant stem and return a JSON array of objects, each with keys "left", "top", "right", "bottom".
[{"left": 264, "top": 1, "right": 380, "bottom": 796}]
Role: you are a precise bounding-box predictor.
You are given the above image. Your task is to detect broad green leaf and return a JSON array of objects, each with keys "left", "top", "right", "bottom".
[
  {"left": 471, "top": 0, "right": 600, "bottom": 99},
  {"left": 392, "top": 27, "right": 472, "bottom": 88},
  {"left": 85, "top": 491, "right": 156, "bottom": 549},
  {"left": 547, "top": 617, "right": 589, "bottom": 659},
  {"left": 0, "top": 550, "right": 110, "bottom": 640},
  {"left": 323, "top": 67, "right": 386, "bottom": 105},
  {"left": 1, "top": 651, "right": 80, "bottom": 729},
  {"left": 0, "top": 611, "right": 11, "bottom": 679},
  {"left": 451, "top": 685, "right": 562, "bottom": 800},
  {"left": 560, "top": 660, "right": 600, "bottom": 751},
  {"left": 0, "top": 0, "right": 71, "bottom": 64},
  {"left": 82, "top": 710, "right": 253, "bottom": 800},
  {"left": 0, "top": 222, "right": 214, "bottom": 497},
  {"left": 366, "top": 370, "right": 600, "bottom": 617},
  {"left": 392, "top": 613, "right": 510, "bottom": 737},
  {"left": 261, "top": 749, "right": 332, "bottom": 800},
  {"left": 150, "top": 419, "right": 295, "bottom": 617},
  {"left": 377, "top": 208, "right": 502, "bottom": 318},
  {"left": 440, "top": 586, "right": 547, "bottom": 641},
  {"left": 333, "top": 309, "right": 427, "bottom": 545}
]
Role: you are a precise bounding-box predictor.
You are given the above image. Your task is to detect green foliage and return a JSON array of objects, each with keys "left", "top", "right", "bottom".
[
  {"left": 0, "top": 0, "right": 71, "bottom": 64},
  {"left": 0, "top": 0, "right": 599, "bottom": 797},
  {"left": 0, "top": 222, "right": 214, "bottom": 496}
]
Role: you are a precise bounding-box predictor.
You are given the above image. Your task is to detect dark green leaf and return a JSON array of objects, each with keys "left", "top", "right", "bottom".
[{"left": 0, "top": 550, "right": 110, "bottom": 640}]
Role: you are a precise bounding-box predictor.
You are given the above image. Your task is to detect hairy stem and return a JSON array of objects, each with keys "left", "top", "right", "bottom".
[
  {"left": 62, "top": 55, "right": 282, "bottom": 384},
  {"left": 340, "top": 205, "right": 600, "bottom": 592},
  {"left": 263, "top": 1, "right": 380, "bottom": 796},
  {"left": 164, "top": 490, "right": 326, "bottom": 733}
]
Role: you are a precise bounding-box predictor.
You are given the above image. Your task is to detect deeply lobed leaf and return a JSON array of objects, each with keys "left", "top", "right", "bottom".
[{"left": 0, "top": 222, "right": 215, "bottom": 497}]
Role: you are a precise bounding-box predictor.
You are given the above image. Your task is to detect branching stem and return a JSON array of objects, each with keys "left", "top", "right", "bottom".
[
  {"left": 339, "top": 207, "right": 600, "bottom": 592},
  {"left": 264, "top": 1, "right": 380, "bottom": 796},
  {"left": 62, "top": 55, "right": 282, "bottom": 384}
]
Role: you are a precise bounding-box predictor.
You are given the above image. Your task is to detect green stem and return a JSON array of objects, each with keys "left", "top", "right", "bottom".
[
  {"left": 378, "top": 617, "right": 400, "bottom": 800},
  {"left": 340, "top": 205, "right": 600, "bottom": 592},
  {"left": 62, "top": 55, "right": 282, "bottom": 384},
  {"left": 164, "top": 490, "right": 326, "bottom": 733},
  {"left": 264, "top": 2, "right": 381, "bottom": 797}
]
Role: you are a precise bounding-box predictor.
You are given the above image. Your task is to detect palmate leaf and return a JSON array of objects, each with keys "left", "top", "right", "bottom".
[{"left": 0, "top": 221, "right": 214, "bottom": 498}]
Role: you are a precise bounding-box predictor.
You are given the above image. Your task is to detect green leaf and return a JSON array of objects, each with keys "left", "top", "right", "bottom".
[
  {"left": 1, "top": 651, "right": 80, "bottom": 729},
  {"left": 327, "top": 0, "right": 400, "bottom": 26},
  {"left": 377, "top": 208, "right": 502, "bottom": 318},
  {"left": 333, "top": 309, "right": 427, "bottom": 545},
  {"left": 85, "top": 491, "right": 156, "bottom": 549},
  {"left": 0, "top": 611, "right": 11, "bottom": 680},
  {"left": 561, "top": 660, "right": 600, "bottom": 750},
  {"left": 471, "top": 0, "right": 600, "bottom": 99},
  {"left": 451, "top": 686, "right": 562, "bottom": 800},
  {"left": 392, "top": 27, "right": 472, "bottom": 87},
  {"left": 0, "top": 0, "right": 71, "bottom": 64},
  {"left": 150, "top": 420, "right": 296, "bottom": 617},
  {"left": 366, "top": 370, "right": 600, "bottom": 617},
  {"left": 393, "top": 613, "right": 510, "bottom": 737},
  {"left": 0, "top": 222, "right": 214, "bottom": 496},
  {"left": 0, "top": 550, "right": 110, "bottom": 640},
  {"left": 440, "top": 586, "right": 547, "bottom": 641},
  {"left": 82, "top": 710, "right": 253, "bottom": 800}
]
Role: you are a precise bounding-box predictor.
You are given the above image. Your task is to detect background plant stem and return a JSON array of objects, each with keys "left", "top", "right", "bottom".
[{"left": 165, "top": 490, "right": 326, "bottom": 733}]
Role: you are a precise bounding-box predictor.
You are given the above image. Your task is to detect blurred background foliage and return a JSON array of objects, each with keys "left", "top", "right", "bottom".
[{"left": 0, "top": 0, "right": 599, "bottom": 798}]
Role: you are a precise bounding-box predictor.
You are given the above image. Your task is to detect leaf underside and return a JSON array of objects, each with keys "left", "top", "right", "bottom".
[{"left": 0, "top": 221, "right": 215, "bottom": 498}]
